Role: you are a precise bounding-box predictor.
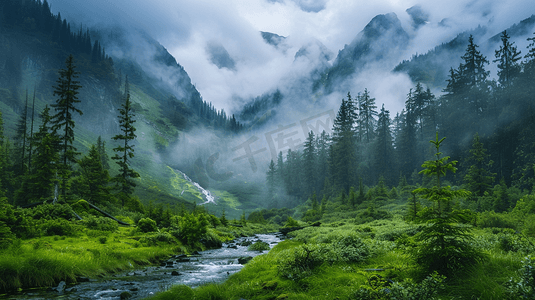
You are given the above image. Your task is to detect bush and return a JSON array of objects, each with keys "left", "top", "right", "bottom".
[
  {"left": 277, "top": 244, "right": 327, "bottom": 280},
  {"left": 82, "top": 216, "right": 119, "bottom": 232},
  {"left": 478, "top": 211, "right": 516, "bottom": 229},
  {"left": 30, "top": 204, "right": 74, "bottom": 220},
  {"left": 139, "top": 232, "right": 175, "bottom": 247},
  {"left": 331, "top": 233, "right": 369, "bottom": 262},
  {"left": 41, "top": 219, "right": 77, "bottom": 236},
  {"left": 248, "top": 241, "right": 270, "bottom": 251},
  {"left": 284, "top": 216, "right": 300, "bottom": 227},
  {"left": 353, "top": 272, "right": 445, "bottom": 300},
  {"left": 505, "top": 256, "right": 535, "bottom": 299},
  {"left": 137, "top": 218, "right": 157, "bottom": 233}
]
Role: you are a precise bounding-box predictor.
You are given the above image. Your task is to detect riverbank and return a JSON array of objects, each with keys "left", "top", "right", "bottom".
[
  {"left": 149, "top": 217, "right": 530, "bottom": 300},
  {"left": 0, "top": 223, "right": 280, "bottom": 296}
]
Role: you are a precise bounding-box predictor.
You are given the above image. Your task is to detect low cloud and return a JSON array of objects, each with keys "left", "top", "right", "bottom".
[{"left": 48, "top": 0, "right": 535, "bottom": 117}]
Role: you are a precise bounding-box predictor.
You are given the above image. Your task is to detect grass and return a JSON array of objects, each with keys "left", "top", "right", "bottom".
[
  {"left": 148, "top": 212, "right": 531, "bottom": 300},
  {"left": 0, "top": 227, "right": 177, "bottom": 293}
]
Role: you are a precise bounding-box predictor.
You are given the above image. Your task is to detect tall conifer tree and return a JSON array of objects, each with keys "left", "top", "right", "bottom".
[
  {"left": 51, "top": 54, "right": 82, "bottom": 200},
  {"left": 112, "top": 76, "right": 139, "bottom": 206}
]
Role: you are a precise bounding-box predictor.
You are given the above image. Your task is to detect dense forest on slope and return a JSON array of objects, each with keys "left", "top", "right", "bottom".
[{"left": 264, "top": 31, "right": 535, "bottom": 212}]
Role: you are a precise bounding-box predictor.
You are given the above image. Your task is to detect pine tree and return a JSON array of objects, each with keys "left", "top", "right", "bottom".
[
  {"left": 26, "top": 106, "right": 59, "bottom": 202},
  {"left": 75, "top": 145, "right": 112, "bottom": 206},
  {"left": 460, "top": 35, "right": 490, "bottom": 117},
  {"left": 266, "top": 159, "right": 276, "bottom": 203},
  {"left": 494, "top": 30, "right": 522, "bottom": 88},
  {"left": 14, "top": 91, "right": 29, "bottom": 176},
  {"left": 331, "top": 93, "right": 358, "bottom": 192},
  {"left": 412, "top": 133, "right": 482, "bottom": 276},
  {"left": 112, "top": 78, "right": 140, "bottom": 206},
  {"left": 96, "top": 136, "right": 110, "bottom": 170},
  {"left": 51, "top": 54, "right": 83, "bottom": 200},
  {"left": 357, "top": 89, "right": 378, "bottom": 143},
  {"left": 303, "top": 131, "right": 317, "bottom": 196},
  {"left": 463, "top": 133, "right": 496, "bottom": 198},
  {"left": 373, "top": 104, "right": 395, "bottom": 184}
]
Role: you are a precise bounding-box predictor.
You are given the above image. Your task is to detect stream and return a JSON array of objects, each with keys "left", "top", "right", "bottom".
[{"left": 6, "top": 233, "right": 283, "bottom": 300}]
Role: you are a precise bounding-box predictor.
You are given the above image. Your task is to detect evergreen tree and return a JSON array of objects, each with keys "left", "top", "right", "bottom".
[
  {"left": 14, "top": 91, "right": 29, "bottom": 176},
  {"left": 25, "top": 106, "right": 59, "bottom": 202},
  {"left": 303, "top": 131, "right": 316, "bottom": 196},
  {"left": 357, "top": 89, "right": 378, "bottom": 143},
  {"left": 266, "top": 159, "right": 276, "bottom": 203},
  {"left": 494, "top": 30, "right": 522, "bottom": 88},
  {"left": 373, "top": 104, "right": 395, "bottom": 184},
  {"left": 459, "top": 35, "right": 490, "bottom": 118},
  {"left": 74, "top": 145, "right": 112, "bottom": 206},
  {"left": 412, "top": 133, "right": 482, "bottom": 276},
  {"left": 331, "top": 93, "right": 358, "bottom": 192},
  {"left": 50, "top": 54, "right": 83, "bottom": 200},
  {"left": 315, "top": 130, "right": 330, "bottom": 194},
  {"left": 96, "top": 136, "right": 110, "bottom": 170},
  {"left": 463, "top": 133, "right": 496, "bottom": 198},
  {"left": 397, "top": 91, "right": 418, "bottom": 177},
  {"left": 112, "top": 79, "right": 140, "bottom": 206}
]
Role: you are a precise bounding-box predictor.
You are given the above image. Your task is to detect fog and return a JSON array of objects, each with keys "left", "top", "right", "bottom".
[
  {"left": 43, "top": 0, "right": 535, "bottom": 193},
  {"left": 47, "top": 0, "right": 535, "bottom": 117}
]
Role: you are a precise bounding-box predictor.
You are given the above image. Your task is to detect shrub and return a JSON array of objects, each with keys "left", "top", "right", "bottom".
[
  {"left": 284, "top": 216, "right": 299, "bottom": 227},
  {"left": 353, "top": 272, "right": 445, "bottom": 300},
  {"left": 248, "top": 241, "right": 270, "bottom": 251},
  {"left": 41, "top": 219, "right": 76, "bottom": 236},
  {"left": 137, "top": 218, "right": 157, "bottom": 233},
  {"left": 478, "top": 211, "right": 516, "bottom": 229},
  {"left": 505, "top": 256, "right": 535, "bottom": 299},
  {"left": 82, "top": 215, "right": 119, "bottom": 232},
  {"left": 277, "top": 244, "right": 327, "bottom": 280},
  {"left": 331, "top": 233, "right": 369, "bottom": 262},
  {"left": 30, "top": 204, "right": 74, "bottom": 220}
]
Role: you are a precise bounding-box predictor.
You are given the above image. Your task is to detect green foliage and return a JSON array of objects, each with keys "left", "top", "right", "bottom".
[
  {"left": 41, "top": 218, "right": 77, "bottom": 236},
  {"left": 354, "top": 272, "right": 445, "bottom": 300},
  {"left": 277, "top": 234, "right": 369, "bottom": 280},
  {"left": 29, "top": 203, "right": 74, "bottom": 220},
  {"left": 248, "top": 241, "right": 270, "bottom": 251},
  {"left": 112, "top": 79, "right": 140, "bottom": 206},
  {"left": 81, "top": 215, "right": 119, "bottom": 232},
  {"left": 151, "top": 285, "right": 195, "bottom": 300},
  {"left": 172, "top": 213, "right": 209, "bottom": 246},
  {"left": 137, "top": 217, "right": 157, "bottom": 233},
  {"left": 284, "top": 216, "right": 300, "bottom": 227},
  {"left": 505, "top": 256, "right": 535, "bottom": 299},
  {"left": 50, "top": 54, "right": 83, "bottom": 199},
  {"left": 411, "top": 134, "right": 484, "bottom": 276}
]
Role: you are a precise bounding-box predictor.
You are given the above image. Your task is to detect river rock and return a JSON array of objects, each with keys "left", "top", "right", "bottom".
[
  {"left": 51, "top": 281, "right": 66, "bottom": 293},
  {"left": 171, "top": 271, "right": 181, "bottom": 276},
  {"left": 228, "top": 244, "right": 238, "bottom": 249},
  {"left": 238, "top": 256, "right": 253, "bottom": 264}
]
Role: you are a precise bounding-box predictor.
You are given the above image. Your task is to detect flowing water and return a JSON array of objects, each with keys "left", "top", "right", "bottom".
[{"left": 6, "top": 233, "right": 283, "bottom": 300}]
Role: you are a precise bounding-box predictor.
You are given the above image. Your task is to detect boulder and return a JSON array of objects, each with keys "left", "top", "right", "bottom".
[{"left": 238, "top": 256, "right": 253, "bottom": 264}]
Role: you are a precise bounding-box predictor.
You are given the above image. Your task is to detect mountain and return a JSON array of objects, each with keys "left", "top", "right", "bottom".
[
  {"left": 0, "top": 0, "right": 248, "bottom": 217},
  {"left": 206, "top": 41, "right": 236, "bottom": 71},
  {"left": 314, "top": 12, "right": 410, "bottom": 94},
  {"left": 394, "top": 14, "right": 535, "bottom": 89}
]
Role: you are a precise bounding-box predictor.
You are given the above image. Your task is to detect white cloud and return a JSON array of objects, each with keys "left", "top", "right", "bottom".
[{"left": 48, "top": 0, "right": 535, "bottom": 115}]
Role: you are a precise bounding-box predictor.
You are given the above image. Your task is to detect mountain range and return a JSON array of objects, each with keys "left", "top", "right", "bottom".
[{"left": 1, "top": 1, "right": 535, "bottom": 215}]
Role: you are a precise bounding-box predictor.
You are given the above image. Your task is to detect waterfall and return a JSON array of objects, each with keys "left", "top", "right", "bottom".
[{"left": 176, "top": 169, "right": 216, "bottom": 205}]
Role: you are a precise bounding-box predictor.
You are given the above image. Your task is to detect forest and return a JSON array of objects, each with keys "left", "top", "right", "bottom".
[{"left": 2, "top": 0, "right": 535, "bottom": 299}]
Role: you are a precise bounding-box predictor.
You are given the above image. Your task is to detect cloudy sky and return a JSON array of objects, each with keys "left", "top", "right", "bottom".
[{"left": 48, "top": 0, "right": 535, "bottom": 115}]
